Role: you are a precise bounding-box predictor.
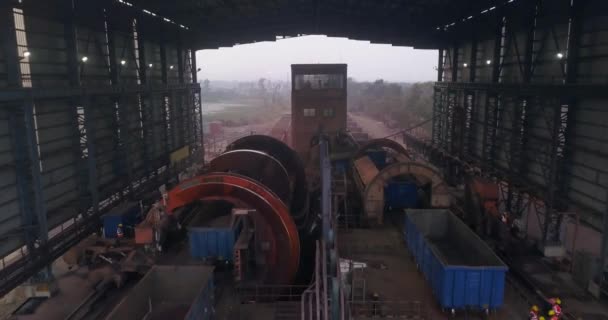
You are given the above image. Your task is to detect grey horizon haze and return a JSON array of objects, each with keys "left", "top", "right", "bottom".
[{"left": 196, "top": 35, "right": 438, "bottom": 83}]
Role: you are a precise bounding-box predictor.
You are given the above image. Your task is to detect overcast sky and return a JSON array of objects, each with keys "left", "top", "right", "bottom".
[{"left": 196, "top": 35, "right": 438, "bottom": 83}]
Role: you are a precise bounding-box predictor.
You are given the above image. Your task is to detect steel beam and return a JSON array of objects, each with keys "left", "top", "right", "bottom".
[
  {"left": 437, "top": 48, "right": 444, "bottom": 82},
  {"left": 160, "top": 24, "right": 168, "bottom": 85},
  {"left": 0, "top": 84, "right": 200, "bottom": 103},
  {"left": 469, "top": 37, "right": 477, "bottom": 82},
  {"left": 451, "top": 44, "right": 458, "bottom": 82},
  {"left": 492, "top": 12, "right": 504, "bottom": 83},
  {"left": 434, "top": 82, "right": 608, "bottom": 98},
  {"left": 8, "top": 108, "right": 36, "bottom": 252},
  {"left": 136, "top": 19, "right": 147, "bottom": 84},
  {"left": 190, "top": 49, "right": 198, "bottom": 83},
  {"left": 320, "top": 139, "right": 331, "bottom": 242},
  {"left": 23, "top": 96, "right": 48, "bottom": 243},
  {"left": 523, "top": 0, "right": 539, "bottom": 83},
  {"left": 565, "top": 0, "right": 584, "bottom": 85},
  {"left": 82, "top": 97, "right": 99, "bottom": 214},
  {"left": 177, "top": 39, "right": 185, "bottom": 84}
]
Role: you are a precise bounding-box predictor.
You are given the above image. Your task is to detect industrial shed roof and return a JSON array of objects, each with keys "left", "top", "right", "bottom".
[{"left": 17, "top": 0, "right": 518, "bottom": 49}]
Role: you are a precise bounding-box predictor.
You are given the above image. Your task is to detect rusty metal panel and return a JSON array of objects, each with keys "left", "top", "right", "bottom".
[{"left": 353, "top": 156, "right": 379, "bottom": 188}]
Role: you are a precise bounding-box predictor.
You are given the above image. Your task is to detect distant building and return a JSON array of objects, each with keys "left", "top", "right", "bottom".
[{"left": 291, "top": 64, "right": 347, "bottom": 161}]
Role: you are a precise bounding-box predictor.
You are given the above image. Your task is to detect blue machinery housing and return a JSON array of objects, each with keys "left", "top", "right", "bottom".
[
  {"left": 404, "top": 209, "right": 508, "bottom": 311},
  {"left": 188, "top": 227, "right": 237, "bottom": 262}
]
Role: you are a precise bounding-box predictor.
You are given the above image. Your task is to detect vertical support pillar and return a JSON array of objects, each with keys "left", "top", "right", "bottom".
[
  {"left": 8, "top": 109, "right": 35, "bottom": 252},
  {"left": 437, "top": 48, "right": 444, "bottom": 82},
  {"left": 65, "top": 0, "right": 99, "bottom": 214},
  {"left": 317, "top": 138, "right": 333, "bottom": 319},
  {"left": 106, "top": 13, "right": 119, "bottom": 86},
  {"left": 320, "top": 139, "right": 331, "bottom": 242},
  {"left": 602, "top": 193, "right": 608, "bottom": 292},
  {"left": 23, "top": 95, "right": 48, "bottom": 243},
  {"left": 542, "top": 104, "right": 562, "bottom": 245},
  {"left": 136, "top": 20, "right": 147, "bottom": 85},
  {"left": 160, "top": 25, "right": 168, "bottom": 85},
  {"left": 190, "top": 49, "right": 198, "bottom": 83},
  {"left": 196, "top": 87, "right": 204, "bottom": 163},
  {"left": 523, "top": 0, "right": 538, "bottom": 83},
  {"left": 1, "top": 4, "right": 34, "bottom": 251},
  {"left": 469, "top": 37, "right": 477, "bottom": 82},
  {"left": 492, "top": 13, "right": 504, "bottom": 83},
  {"left": 565, "top": 0, "right": 583, "bottom": 85},
  {"left": 82, "top": 97, "right": 99, "bottom": 214},
  {"left": 64, "top": 4, "right": 80, "bottom": 86},
  {"left": 177, "top": 39, "right": 185, "bottom": 84},
  {"left": 451, "top": 44, "right": 459, "bottom": 82}
]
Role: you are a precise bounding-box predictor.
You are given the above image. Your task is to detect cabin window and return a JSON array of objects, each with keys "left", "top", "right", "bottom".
[
  {"left": 303, "top": 108, "right": 316, "bottom": 117},
  {"left": 322, "top": 108, "right": 334, "bottom": 117},
  {"left": 295, "top": 74, "right": 344, "bottom": 90}
]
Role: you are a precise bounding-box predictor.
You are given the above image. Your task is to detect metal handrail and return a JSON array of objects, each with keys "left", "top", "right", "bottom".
[
  {"left": 236, "top": 284, "right": 309, "bottom": 302},
  {"left": 348, "top": 300, "right": 428, "bottom": 318}
]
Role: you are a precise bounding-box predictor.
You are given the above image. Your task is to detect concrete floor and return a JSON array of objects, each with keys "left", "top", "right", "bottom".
[
  {"left": 339, "top": 226, "right": 533, "bottom": 320},
  {"left": 0, "top": 259, "right": 124, "bottom": 320},
  {"left": 348, "top": 110, "right": 608, "bottom": 320}
]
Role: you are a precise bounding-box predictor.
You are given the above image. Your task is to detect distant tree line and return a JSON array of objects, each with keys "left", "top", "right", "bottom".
[
  {"left": 347, "top": 78, "right": 434, "bottom": 128},
  {"left": 201, "top": 78, "right": 290, "bottom": 108},
  {"left": 201, "top": 77, "right": 434, "bottom": 130}
]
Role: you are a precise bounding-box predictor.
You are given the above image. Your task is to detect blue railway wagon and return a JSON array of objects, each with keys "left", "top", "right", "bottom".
[{"left": 404, "top": 209, "right": 508, "bottom": 312}]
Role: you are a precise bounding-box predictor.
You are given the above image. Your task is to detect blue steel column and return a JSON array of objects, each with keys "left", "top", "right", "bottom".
[
  {"left": 8, "top": 110, "right": 36, "bottom": 252},
  {"left": 64, "top": 0, "right": 98, "bottom": 215},
  {"left": 1, "top": 2, "right": 37, "bottom": 252},
  {"left": 23, "top": 95, "right": 48, "bottom": 243},
  {"left": 319, "top": 139, "right": 340, "bottom": 320},
  {"left": 82, "top": 96, "right": 99, "bottom": 214},
  {"left": 320, "top": 139, "right": 331, "bottom": 244}
]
